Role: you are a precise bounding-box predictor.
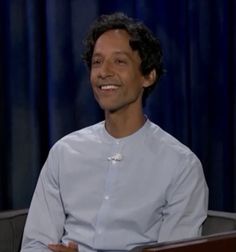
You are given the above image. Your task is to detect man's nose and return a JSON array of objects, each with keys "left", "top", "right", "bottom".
[{"left": 98, "top": 61, "right": 114, "bottom": 78}]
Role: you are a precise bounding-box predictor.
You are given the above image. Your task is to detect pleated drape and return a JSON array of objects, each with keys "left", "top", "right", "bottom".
[{"left": 0, "top": 0, "right": 235, "bottom": 211}]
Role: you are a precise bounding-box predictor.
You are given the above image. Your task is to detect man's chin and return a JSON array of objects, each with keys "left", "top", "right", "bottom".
[
  {"left": 96, "top": 100, "right": 117, "bottom": 111},
  {"left": 100, "top": 104, "right": 121, "bottom": 114}
]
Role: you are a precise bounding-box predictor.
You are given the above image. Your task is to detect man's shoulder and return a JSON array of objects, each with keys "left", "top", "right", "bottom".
[
  {"left": 52, "top": 121, "right": 105, "bottom": 150},
  {"left": 67, "top": 121, "right": 104, "bottom": 137},
  {"left": 148, "top": 120, "right": 197, "bottom": 159},
  {"left": 147, "top": 121, "right": 203, "bottom": 180}
]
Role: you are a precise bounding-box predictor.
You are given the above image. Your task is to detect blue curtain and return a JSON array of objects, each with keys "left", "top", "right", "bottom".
[{"left": 0, "top": 0, "right": 235, "bottom": 211}]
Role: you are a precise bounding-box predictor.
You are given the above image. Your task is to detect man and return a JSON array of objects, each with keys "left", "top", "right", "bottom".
[{"left": 21, "top": 12, "right": 208, "bottom": 252}]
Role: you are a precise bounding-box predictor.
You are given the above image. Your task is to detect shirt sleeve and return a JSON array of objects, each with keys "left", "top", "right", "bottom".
[
  {"left": 21, "top": 145, "right": 66, "bottom": 252},
  {"left": 158, "top": 152, "right": 209, "bottom": 242}
]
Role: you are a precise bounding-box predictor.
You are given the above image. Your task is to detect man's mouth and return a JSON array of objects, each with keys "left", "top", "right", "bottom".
[{"left": 99, "top": 84, "right": 119, "bottom": 90}]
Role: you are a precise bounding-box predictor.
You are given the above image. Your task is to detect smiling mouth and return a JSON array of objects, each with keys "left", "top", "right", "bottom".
[{"left": 99, "top": 84, "right": 119, "bottom": 90}]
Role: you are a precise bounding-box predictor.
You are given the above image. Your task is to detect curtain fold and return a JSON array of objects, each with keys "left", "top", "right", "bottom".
[{"left": 0, "top": 0, "right": 235, "bottom": 211}]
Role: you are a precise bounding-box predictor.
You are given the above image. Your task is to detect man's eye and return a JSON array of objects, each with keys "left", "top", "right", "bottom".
[
  {"left": 115, "top": 59, "right": 127, "bottom": 64},
  {"left": 92, "top": 59, "right": 101, "bottom": 66}
]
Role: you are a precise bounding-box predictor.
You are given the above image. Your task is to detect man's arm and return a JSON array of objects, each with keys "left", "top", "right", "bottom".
[
  {"left": 158, "top": 153, "right": 209, "bottom": 242},
  {"left": 21, "top": 147, "right": 67, "bottom": 252},
  {"left": 48, "top": 241, "right": 78, "bottom": 252}
]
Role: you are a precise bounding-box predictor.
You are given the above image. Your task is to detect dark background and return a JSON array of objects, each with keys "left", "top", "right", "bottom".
[{"left": 0, "top": 0, "right": 235, "bottom": 212}]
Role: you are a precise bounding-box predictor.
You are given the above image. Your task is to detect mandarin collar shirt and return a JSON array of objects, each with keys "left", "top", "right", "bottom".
[{"left": 21, "top": 119, "right": 208, "bottom": 252}]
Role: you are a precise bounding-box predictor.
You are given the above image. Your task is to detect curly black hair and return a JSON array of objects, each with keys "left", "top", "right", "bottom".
[{"left": 82, "top": 12, "right": 164, "bottom": 103}]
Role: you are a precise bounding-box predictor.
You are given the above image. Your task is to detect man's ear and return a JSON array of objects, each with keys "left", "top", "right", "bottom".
[{"left": 143, "top": 69, "right": 157, "bottom": 88}]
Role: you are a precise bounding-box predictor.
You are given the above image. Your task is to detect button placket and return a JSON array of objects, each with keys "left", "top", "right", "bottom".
[{"left": 94, "top": 141, "right": 123, "bottom": 246}]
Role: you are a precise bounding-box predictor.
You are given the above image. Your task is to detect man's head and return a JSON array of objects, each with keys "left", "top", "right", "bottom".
[{"left": 83, "top": 12, "right": 164, "bottom": 105}]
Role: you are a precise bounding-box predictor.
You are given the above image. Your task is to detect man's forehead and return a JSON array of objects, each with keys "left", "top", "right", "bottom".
[
  {"left": 92, "top": 50, "right": 131, "bottom": 58},
  {"left": 92, "top": 29, "right": 141, "bottom": 60},
  {"left": 95, "top": 29, "right": 130, "bottom": 43},
  {"left": 93, "top": 30, "right": 131, "bottom": 51}
]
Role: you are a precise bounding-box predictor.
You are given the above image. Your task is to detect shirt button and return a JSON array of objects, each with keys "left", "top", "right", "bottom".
[{"left": 104, "top": 195, "right": 109, "bottom": 200}]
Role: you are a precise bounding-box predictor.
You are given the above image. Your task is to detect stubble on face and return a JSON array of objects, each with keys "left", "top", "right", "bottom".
[{"left": 90, "top": 29, "right": 146, "bottom": 115}]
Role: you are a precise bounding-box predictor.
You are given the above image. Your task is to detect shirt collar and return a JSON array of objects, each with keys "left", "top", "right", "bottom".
[{"left": 101, "top": 117, "right": 151, "bottom": 144}]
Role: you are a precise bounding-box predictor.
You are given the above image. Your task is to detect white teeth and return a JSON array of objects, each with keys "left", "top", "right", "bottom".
[{"left": 101, "top": 85, "right": 118, "bottom": 90}]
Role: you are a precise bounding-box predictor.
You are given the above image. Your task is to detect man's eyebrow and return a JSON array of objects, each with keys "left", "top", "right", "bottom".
[
  {"left": 92, "top": 51, "right": 131, "bottom": 58},
  {"left": 92, "top": 53, "right": 102, "bottom": 58},
  {"left": 113, "top": 51, "right": 130, "bottom": 57}
]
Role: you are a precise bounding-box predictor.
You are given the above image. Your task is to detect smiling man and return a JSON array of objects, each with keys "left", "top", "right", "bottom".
[
  {"left": 90, "top": 28, "right": 156, "bottom": 138},
  {"left": 21, "top": 13, "right": 208, "bottom": 252}
]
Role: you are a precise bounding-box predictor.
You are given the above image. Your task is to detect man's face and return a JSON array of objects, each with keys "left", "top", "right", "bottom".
[{"left": 90, "top": 29, "right": 149, "bottom": 114}]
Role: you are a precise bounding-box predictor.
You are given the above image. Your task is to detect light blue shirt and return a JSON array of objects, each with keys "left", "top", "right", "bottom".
[{"left": 21, "top": 119, "right": 208, "bottom": 252}]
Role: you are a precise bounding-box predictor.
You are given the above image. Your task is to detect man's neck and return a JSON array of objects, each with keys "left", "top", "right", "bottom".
[{"left": 104, "top": 110, "right": 146, "bottom": 138}]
